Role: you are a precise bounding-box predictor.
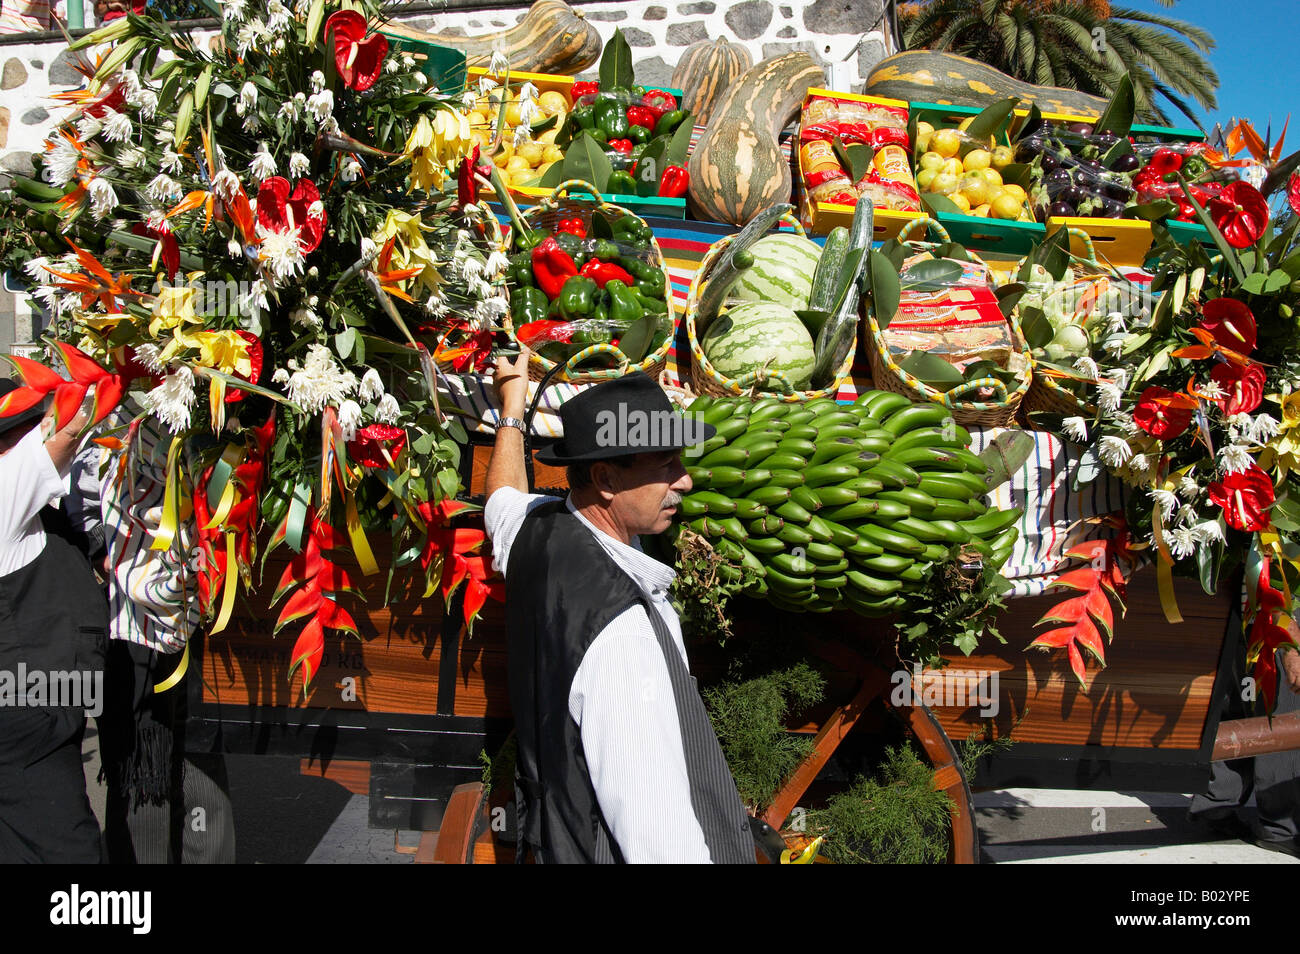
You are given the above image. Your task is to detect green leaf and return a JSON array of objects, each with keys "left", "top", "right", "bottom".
[
  {"left": 664, "top": 119, "right": 693, "bottom": 170},
  {"left": 1101, "top": 136, "right": 1135, "bottom": 171},
  {"left": 900, "top": 258, "right": 964, "bottom": 290},
  {"left": 920, "top": 192, "right": 964, "bottom": 217},
  {"left": 636, "top": 138, "right": 668, "bottom": 196},
  {"left": 994, "top": 282, "right": 1026, "bottom": 318},
  {"left": 831, "top": 137, "right": 873, "bottom": 182},
  {"left": 868, "top": 250, "right": 900, "bottom": 330},
  {"left": 1176, "top": 175, "right": 1245, "bottom": 285},
  {"left": 980, "top": 431, "right": 1034, "bottom": 490},
  {"left": 563, "top": 133, "right": 613, "bottom": 194},
  {"left": 1018, "top": 305, "right": 1054, "bottom": 350},
  {"left": 899, "top": 351, "right": 964, "bottom": 388},
  {"left": 1130, "top": 200, "right": 1177, "bottom": 221},
  {"left": 796, "top": 309, "right": 832, "bottom": 336},
  {"left": 1092, "top": 73, "right": 1134, "bottom": 137},
  {"left": 962, "top": 98, "right": 1016, "bottom": 145},
  {"left": 1036, "top": 227, "right": 1071, "bottom": 280},
  {"left": 1240, "top": 272, "right": 1268, "bottom": 295},
  {"left": 1070, "top": 445, "right": 1103, "bottom": 492},
  {"left": 538, "top": 160, "right": 566, "bottom": 189},
  {"left": 617, "top": 314, "right": 656, "bottom": 364},
  {"left": 1264, "top": 269, "right": 1292, "bottom": 293},
  {"left": 335, "top": 327, "right": 356, "bottom": 360},
  {"left": 599, "top": 28, "right": 635, "bottom": 91},
  {"left": 998, "top": 162, "right": 1033, "bottom": 188}
]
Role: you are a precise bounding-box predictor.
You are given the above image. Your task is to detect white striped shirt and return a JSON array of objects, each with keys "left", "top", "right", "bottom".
[{"left": 485, "top": 487, "right": 712, "bottom": 863}]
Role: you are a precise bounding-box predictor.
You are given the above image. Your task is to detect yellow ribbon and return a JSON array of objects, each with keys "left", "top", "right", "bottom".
[
  {"left": 1151, "top": 506, "right": 1183, "bottom": 624},
  {"left": 150, "top": 436, "right": 185, "bottom": 552},
  {"left": 209, "top": 533, "right": 240, "bottom": 635},
  {"left": 153, "top": 642, "right": 190, "bottom": 694},
  {"left": 204, "top": 479, "right": 237, "bottom": 531},
  {"left": 346, "top": 487, "right": 379, "bottom": 577},
  {"left": 781, "top": 836, "right": 825, "bottom": 864}
]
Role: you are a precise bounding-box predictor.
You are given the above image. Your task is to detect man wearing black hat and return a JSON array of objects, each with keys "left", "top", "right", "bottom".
[
  {"left": 0, "top": 380, "right": 106, "bottom": 862},
  {"left": 484, "top": 353, "right": 755, "bottom": 864}
]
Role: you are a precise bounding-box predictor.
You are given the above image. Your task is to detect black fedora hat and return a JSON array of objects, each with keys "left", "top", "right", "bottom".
[
  {"left": 0, "top": 379, "right": 46, "bottom": 439},
  {"left": 534, "top": 372, "right": 715, "bottom": 465}
]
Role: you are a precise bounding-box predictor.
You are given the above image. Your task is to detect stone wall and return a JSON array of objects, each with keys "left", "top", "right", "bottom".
[{"left": 0, "top": 1, "right": 891, "bottom": 353}]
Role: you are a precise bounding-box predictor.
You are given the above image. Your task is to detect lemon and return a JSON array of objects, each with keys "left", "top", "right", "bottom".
[
  {"left": 930, "top": 128, "right": 961, "bottom": 158},
  {"left": 962, "top": 148, "right": 992, "bottom": 172},
  {"left": 958, "top": 175, "right": 991, "bottom": 207},
  {"left": 941, "top": 157, "right": 964, "bottom": 178},
  {"left": 915, "top": 168, "right": 938, "bottom": 191},
  {"left": 990, "top": 192, "right": 1024, "bottom": 220},
  {"left": 538, "top": 90, "right": 568, "bottom": 115},
  {"left": 971, "top": 204, "right": 991, "bottom": 218},
  {"left": 949, "top": 192, "right": 971, "bottom": 213},
  {"left": 919, "top": 151, "right": 946, "bottom": 172},
  {"left": 930, "top": 172, "right": 959, "bottom": 195},
  {"left": 1000, "top": 183, "right": 1027, "bottom": 203},
  {"left": 978, "top": 168, "right": 1003, "bottom": 188},
  {"left": 506, "top": 155, "right": 533, "bottom": 173},
  {"left": 991, "top": 145, "right": 1015, "bottom": 170},
  {"left": 542, "top": 144, "right": 564, "bottom": 164},
  {"left": 516, "top": 142, "right": 545, "bottom": 167},
  {"left": 505, "top": 101, "right": 524, "bottom": 126}
]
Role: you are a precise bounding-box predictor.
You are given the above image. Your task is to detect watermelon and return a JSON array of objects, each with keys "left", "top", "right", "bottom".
[
  {"left": 729, "top": 233, "right": 823, "bottom": 310},
  {"left": 701, "top": 301, "right": 816, "bottom": 390}
]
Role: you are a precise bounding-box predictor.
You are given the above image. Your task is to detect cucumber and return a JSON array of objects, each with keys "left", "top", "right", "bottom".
[{"left": 808, "top": 227, "right": 850, "bottom": 315}]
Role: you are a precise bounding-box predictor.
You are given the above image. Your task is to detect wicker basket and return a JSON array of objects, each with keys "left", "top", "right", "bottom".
[
  {"left": 1019, "top": 228, "right": 1103, "bottom": 418},
  {"left": 863, "top": 216, "right": 1032, "bottom": 427},
  {"left": 503, "top": 180, "right": 676, "bottom": 385},
  {"left": 685, "top": 213, "right": 854, "bottom": 402}
]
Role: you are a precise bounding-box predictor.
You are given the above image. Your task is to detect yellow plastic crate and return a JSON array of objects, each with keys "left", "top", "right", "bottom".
[
  {"left": 1046, "top": 216, "right": 1153, "bottom": 267},
  {"left": 466, "top": 65, "right": 574, "bottom": 100}
]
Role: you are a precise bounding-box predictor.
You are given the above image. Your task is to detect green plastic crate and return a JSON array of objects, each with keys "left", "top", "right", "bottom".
[{"left": 383, "top": 35, "right": 468, "bottom": 94}]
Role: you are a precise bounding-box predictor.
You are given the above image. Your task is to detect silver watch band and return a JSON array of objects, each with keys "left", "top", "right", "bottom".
[{"left": 497, "top": 416, "right": 526, "bottom": 433}]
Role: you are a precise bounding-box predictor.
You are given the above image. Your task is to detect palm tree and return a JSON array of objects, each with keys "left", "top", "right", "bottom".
[{"left": 898, "top": 0, "right": 1219, "bottom": 127}]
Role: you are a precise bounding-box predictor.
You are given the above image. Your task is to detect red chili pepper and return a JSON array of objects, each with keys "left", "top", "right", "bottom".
[
  {"left": 658, "top": 164, "right": 689, "bottom": 198},
  {"left": 642, "top": 89, "right": 676, "bottom": 118},
  {"left": 532, "top": 236, "right": 578, "bottom": 299},
  {"left": 626, "top": 105, "right": 657, "bottom": 130},
  {"left": 579, "top": 259, "right": 635, "bottom": 289},
  {"left": 607, "top": 138, "right": 634, "bottom": 154},
  {"left": 571, "top": 81, "right": 599, "bottom": 100},
  {"left": 557, "top": 216, "right": 587, "bottom": 238}
]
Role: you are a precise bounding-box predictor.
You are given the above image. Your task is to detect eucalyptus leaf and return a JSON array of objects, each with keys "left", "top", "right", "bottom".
[
  {"left": 1036, "top": 227, "right": 1071, "bottom": 280},
  {"left": 899, "top": 351, "right": 964, "bottom": 388},
  {"left": 598, "top": 28, "right": 635, "bottom": 91},
  {"left": 1017, "top": 306, "right": 1054, "bottom": 350},
  {"left": 979, "top": 431, "right": 1035, "bottom": 489},
  {"left": 1070, "top": 444, "right": 1103, "bottom": 491},
  {"left": 994, "top": 282, "right": 1027, "bottom": 318},
  {"left": 963, "top": 98, "right": 1016, "bottom": 144},
  {"left": 664, "top": 119, "right": 693, "bottom": 170},
  {"left": 901, "top": 258, "right": 964, "bottom": 290},
  {"left": 617, "top": 315, "right": 656, "bottom": 365}
]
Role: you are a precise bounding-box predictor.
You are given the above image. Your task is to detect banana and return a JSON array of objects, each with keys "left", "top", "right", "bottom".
[
  {"left": 842, "top": 592, "right": 907, "bottom": 617},
  {"left": 889, "top": 517, "right": 949, "bottom": 544},
  {"left": 928, "top": 499, "right": 977, "bottom": 521},
  {"left": 746, "top": 535, "right": 786, "bottom": 555},
  {"left": 855, "top": 552, "right": 914, "bottom": 574},
  {"left": 888, "top": 426, "right": 968, "bottom": 454},
  {"left": 738, "top": 441, "right": 781, "bottom": 468},
  {"left": 775, "top": 500, "right": 813, "bottom": 524},
  {"left": 809, "top": 436, "right": 863, "bottom": 466},
  {"left": 811, "top": 486, "right": 859, "bottom": 508},
  {"left": 686, "top": 467, "right": 711, "bottom": 486},
  {"left": 921, "top": 543, "right": 951, "bottom": 562},
  {"left": 816, "top": 425, "right": 869, "bottom": 444},
  {"left": 844, "top": 537, "right": 885, "bottom": 558},
  {"left": 804, "top": 462, "right": 860, "bottom": 488},
  {"left": 928, "top": 519, "right": 971, "bottom": 545},
  {"left": 748, "top": 399, "right": 790, "bottom": 424},
  {"left": 991, "top": 526, "right": 1020, "bottom": 550},
  {"left": 738, "top": 546, "right": 766, "bottom": 576},
  {"left": 714, "top": 415, "right": 753, "bottom": 441},
  {"left": 748, "top": 516, "right": 785, "bottom": 536},
  {"left": 862, "top": 392, "right": 912, "bottom": 421},
  {"left": 885, "top": 447, "right": 967, "bottom": 472},
  {"left": 769, "top": 552, "right": 817, "bottom": 577},
  {"left": 841, "top": 477, "right": 884, "bottom": 497},
  {"left": 745, "top": 486, "right": 791, "bottom": 508},
  {"left": 689, "top": 490, "right": 737, "bottom": 515},
  {"left": 899, "top": 563, "right": 930, "bottom": 584},
  {"left": 788, "top": 486, "right": 822, "bottom": 514},
  {"left": 680, "top": 496, "right": 707, "bottom": 518},
  {"left": 878, "top": 488, "right": 937, "bottom": 515},
  {"left": 856, "top": 435, "right": 893, "bottom": 456},
  {"left": 953, "top": 448, "right": 991, "bottom": 475},
  {"left": 685, "top": 435, "right": 726, "bottom": 461},
  {"left": 803, "top": 515, "right": 836, "bottom": 544},
  {"left": 855, "top": 522, "right": 925, "bottom": 555},
  {"left": 10, "top": 177, "right": 67, "bottom": 202},
  {"left": 715, "top": 538, "right": 745, "bottom": 562},
  {"left": 774, "top": 438, "right": 817, "bottom": 459},
  {"left": 822, "top": 499, "right": 883, "bottom": 523},
  {"left": 732, "top": 499, "right": 769, "bottom": 520},
  {"left": 805, "top": 541, "right": 846, "bottom": 564},
  {"left": 735, "top": 469, "right": 774, "bottom": 496},
  {"left": 765, "top": 565, "right": 816, "bottom": 594},
  {"left": 702, "top": 401, "right": 744, "bottom": 426},
  {"left": 864, "top": 460, "right": 921, "bottom": 488},
  {"left": 688, "top": 517, "right": 724, "bottom": 539},
  {"left": 818, "top": 519, "right": 863, "bottom": 550},
  {"left": 688, "top": 396, "right": 715, "bottom": 414},
  {"left": 734, "top": 428, "right": 783, "bottom": 449},
  {"left": 763, "top": 453, "right": 808, "bottom": 471},
  {"left": 846, "top": 570, "right": 904, "bottom": 597},
  {"left": 698, "top": 446, "right": 749, "bottom": 469},
  {"left": 881, "top": 404, "right": 954, "bottom": 436},
  {"left": 703, "top": 466, "right": 747, "bottom": 489},
  {"left": 767, "top": 471, "right": 804, "bottom": 489},
  {"left": 814, "top": 572, "right": 849, "bottom": 588},
  {"left": 782, "top": 424, "right": 820, "bottom": 442},
  {"left": 918, "top": 474, "right": 987, "bottom": 499},
  {"left": 777, "top": 523, "right": 814, "bottom": 547},
  {"left": 960, "top": 508, "right": 1022, "bottom": 538}
]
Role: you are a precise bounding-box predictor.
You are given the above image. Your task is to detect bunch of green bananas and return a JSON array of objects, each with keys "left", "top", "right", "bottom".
[{"left": 674, "top": 391, "right": 1022, "bottom": 617}]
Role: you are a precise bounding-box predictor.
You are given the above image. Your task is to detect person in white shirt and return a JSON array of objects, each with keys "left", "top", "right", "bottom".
[
  {"left": 483, "top": 353, "right": 755, "bottom": 864},
  {"left": 0, "top": 379, "right": 106, "bottom": 862}
]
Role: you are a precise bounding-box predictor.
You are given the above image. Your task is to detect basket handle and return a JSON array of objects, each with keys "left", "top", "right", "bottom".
[
  {"left": 559, "top": 342, "right": 631, "bottom": 380},
  {"left": 896, "top": 215, "right": 951, "bottom": 245},
  {"left": 1013, "top": 226, "right": 1101, "bottom": 274},
  {"left": 732, "top": 368, "right": 796, "bottom": 396},
  {"left": 941, "top": 377, "right": 1008, "bottom": 406},
  {"left": 544, "top": 179, "right": 609, "bottom": 212}
]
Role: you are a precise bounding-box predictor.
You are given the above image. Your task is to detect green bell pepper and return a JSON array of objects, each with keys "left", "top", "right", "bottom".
[
  {"left": 611, "top": 213, "right": 652, "bottom": 246},
  {"left": 507, "top": 250, "right": 536, "bottom": 288},
  {"left": 588, "top": 238, "right": 621, "bottom": 262},
  {"left": 606, "top": 170, "right": 638, "bottom": 197},
  {"left": 571, "top": 105, "right": 596, "bottom": 131},
  {"left": 511, "top": 286, "right": 550, "bottom": 325},
  {"left": 594, "top": 99, "right": 629, "bottom": 139},
  {"left": 557, "top": 274, "right": 598, "bottom": 320},
  {"left": 605, "top": 279, "right": 643, "bottom": 326},
  {"left": 627, "top": 124, "right": 651, "bottom": 145},
  {"left": 653, "top": 109, "right": 686, "bottom": 137},
  {"left": 554, "top": 230, "right": 588, "bottom": 268}
]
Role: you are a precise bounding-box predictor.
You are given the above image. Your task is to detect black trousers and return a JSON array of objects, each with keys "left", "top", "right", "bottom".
[{"left": 0, "top": 706, "right": 102, "bottom": 863}]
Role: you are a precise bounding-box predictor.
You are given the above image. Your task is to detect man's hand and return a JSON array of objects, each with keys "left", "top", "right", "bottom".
[
  {"left": 486, "top": 349, "right": 532, "bottom": 498},
  {"left": 41, "top": 389, "right": 94, "bottom": 476},
  {"left": 493, "top": 350, "right": 531, "bottom": 420}
]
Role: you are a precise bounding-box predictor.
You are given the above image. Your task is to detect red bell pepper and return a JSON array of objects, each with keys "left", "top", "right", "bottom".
[
  {"left": 658, "top": 164, "right": 689, "bottom": 198},
  {"left": 607, "top": 138, "right": 634, "bottom": 154},
  {"left": 626, "top": 105, "right": 657, "bottom": 130},
  {"left": 641, "top": 89, "right": 676, "bottom": 118},
  {"left": 532, "top": 236, "right": 578, "bottom": 299},
  {"left": 557, "top": 216, "right": 587, "bottom": 238},
  {"left": 579, "top": 259, "right": 635, "bottom": 289},
  {"left": 571, "top": 81, "right": 599, "bottom": 100}
]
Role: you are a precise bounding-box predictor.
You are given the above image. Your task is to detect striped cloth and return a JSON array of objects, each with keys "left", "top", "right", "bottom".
[{"left": 0, "top": 0, "right": 53, "bottom": 34}]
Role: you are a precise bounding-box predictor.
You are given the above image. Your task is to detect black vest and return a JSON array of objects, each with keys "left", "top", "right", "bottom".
[{"left": 505, "top": 500, "right": 754, "bottom": 864}]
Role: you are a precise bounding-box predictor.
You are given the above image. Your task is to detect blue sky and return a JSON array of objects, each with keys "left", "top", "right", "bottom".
[{"left": 1129, "top": 0, "right": 1293, "bottom": 142}]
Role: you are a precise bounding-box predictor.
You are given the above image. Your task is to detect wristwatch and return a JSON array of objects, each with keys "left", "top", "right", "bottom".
[{"left": 497, "top": 416, "right": 526, "bottom": 433}]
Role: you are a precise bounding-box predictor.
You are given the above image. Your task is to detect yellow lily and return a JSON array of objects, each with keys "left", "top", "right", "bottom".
[{"left": 374, "top": 209, "right": 443, "bottom": 295}]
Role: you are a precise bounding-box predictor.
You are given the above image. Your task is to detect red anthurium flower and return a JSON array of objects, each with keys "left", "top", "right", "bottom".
[
  {"left": 1289, "top": 172, "right": 1300, "bottom": 217},
  {"left": 1208, "top": 181, "right": 1269, "bottom": 249},
  {"left": 256, "top": 176, "right": 326, "bottom": 253},
  {"left": 1207, "top": 462, "right": 1275, "bottom": 532},
  {"left": 131, "top": 222, "right": 180, "bottom": 279},
  {"left": 1134, "top": 386, "right": 1196, "bottom": 439},
  {"left": 346, "top": 423, "right": 407, "bottom": 469},
  {"left": 1199, "top": 297, "right": 1256, "bottom": 356},
  {"left": 435, "top": 329, "right": 495, "bottom": 373},
  {"left": 326, "top": 10, "right": 388, "bottom": 92},
  {"left": 1210, "top": 360, "right": 1266, "bottom": 416},
  {"left": 225, "top": 330, "right": 263, "bottom": 404}
]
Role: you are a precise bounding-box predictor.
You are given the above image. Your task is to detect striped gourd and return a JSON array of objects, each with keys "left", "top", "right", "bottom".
[
  {"left": 382, "top": 0, "right": 601, "bottom": 74},
  {"left": 671, "top": 37, "right": 753, "bottom": 127},
  {"left": 730, "top": 233, "right": 822, "bottom": 310},
  {"left": 687, "top": 53, "right": 825, "bottom": 226},
  {"left": 701, "top": 301, "right": 816, "bottom": 390}
]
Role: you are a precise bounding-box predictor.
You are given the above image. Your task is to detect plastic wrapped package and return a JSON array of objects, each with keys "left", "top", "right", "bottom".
[
  {"left": 913, "top": 123, "right": 1031, "bottom": 220},
  {"left": 799, "top": 95, "right": 921, "bottom": 212},
  {"left": 1015, "top": 126, "right": 1140, "bottom": 219}
]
